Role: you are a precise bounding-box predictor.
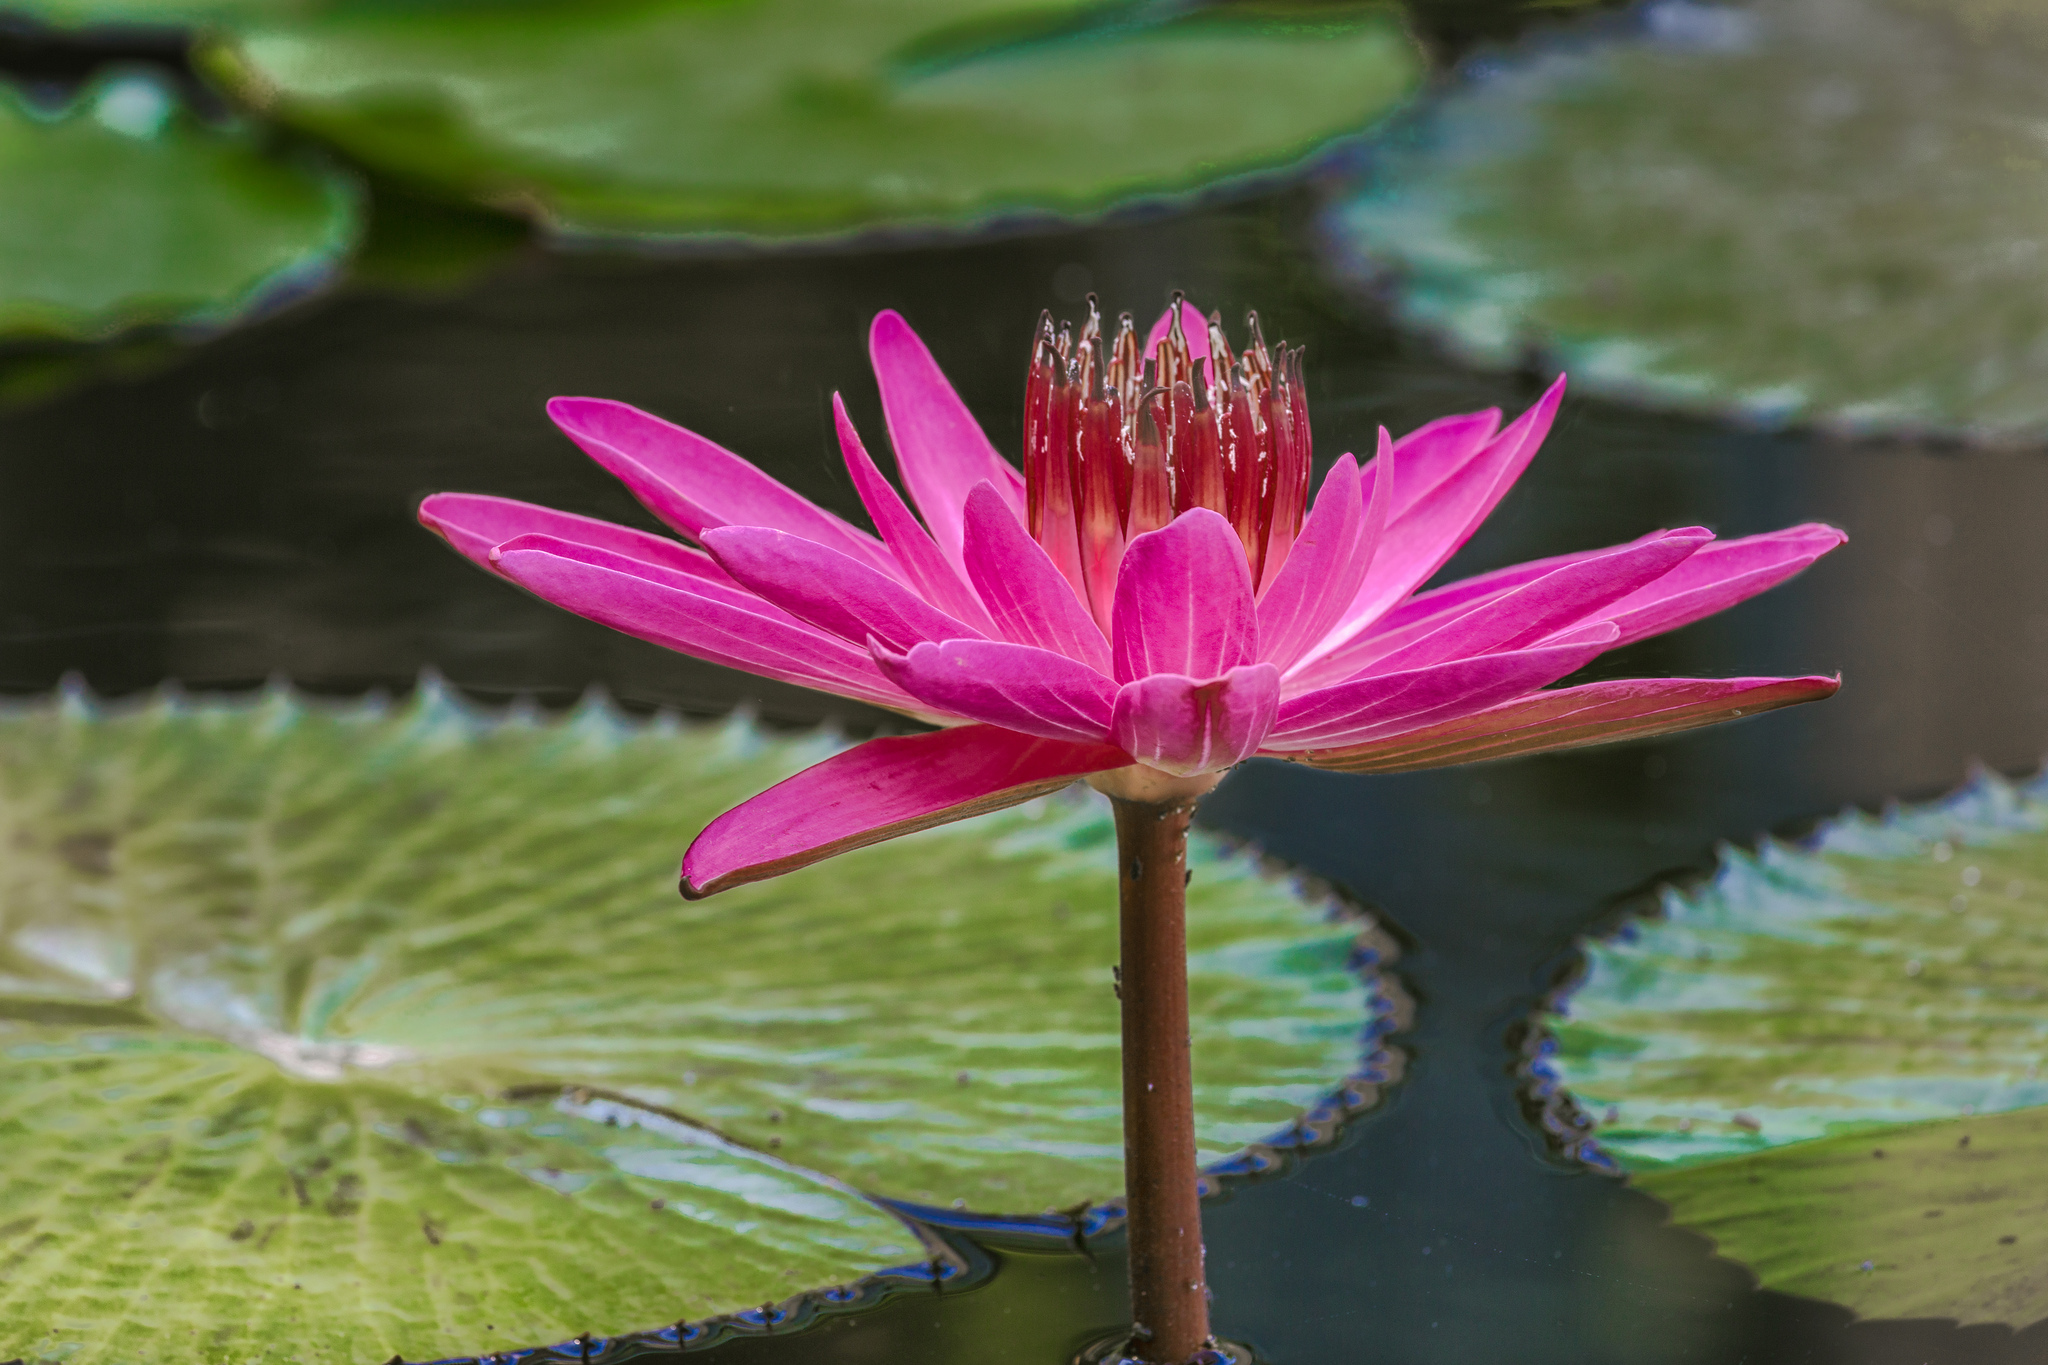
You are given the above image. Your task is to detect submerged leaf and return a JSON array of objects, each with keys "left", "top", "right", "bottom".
[
  {"left": 196, "top": 0, "right": 1423, "bottom": 240},
  {"left": 1540, "top": 767, "right": 2048, "bottom": 1324},
  {"left": 0, "top": 682, "right": 1393, "bottom": 1359},
  {"left": 0, "top": 72, "right": 360, "bottom": 342},
  {"left": 1329, "top": 0, "right": 2048, "bottom": 442}
]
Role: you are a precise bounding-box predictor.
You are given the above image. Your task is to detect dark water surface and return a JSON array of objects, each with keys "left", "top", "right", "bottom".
[{"left": 5, "top": 180, "right": 2047, "bottom": 1364}]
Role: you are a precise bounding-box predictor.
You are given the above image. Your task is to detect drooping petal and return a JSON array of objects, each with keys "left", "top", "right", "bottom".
[
  {"left": 1255, "top": 447, "right": 1377, "bottom": 672},
  {"left": 491, "top": 535, "right": 917, "bottom": 712},
  {"left": 832, "top": 394, "right": 998, "bottom": 635},
  {"left": 1111, "top": 508, "right": 1258, "bottom": 684},
  {"left": 869, "top": 310, "right": 1027, "bottom": 569},
  {"left": 874, "top": 638, "right": 1117, "bottom": 744},
  {"left": 1267, "top": 624, "right": 1619, "bottom": 750},
  {"left": 1328, "top": 527, "right": 1712, "bottom": 682},
  {"left": 419, "top": 492, "right": 733, "bottom": 587},
  {"left": 546, "top": 396, "right": 898, "bottom": 576},
  {"left": 1283, "top": 675, "right": 1841, "bottom": 773},
  {"left": 1110, "top": 663, "right": 1281, "bottom": 777},
  {"left": 1303, "top": 378, "right": 1565, "bottom": 666},
  {"left": 960, "top": 483, "right": 1113, "bottom": 673},
  {"left": 681, "top": 725, "right": 1129, "bottom": 897},
  {"left": 700, "top": 525, "right": 985, "bottom": 654}
]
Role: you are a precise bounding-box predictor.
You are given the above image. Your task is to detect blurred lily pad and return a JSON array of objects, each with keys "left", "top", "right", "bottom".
[
  {"left": 0, "top": 0, "right": 308, "bottom": 22},
  {"left": 1539, "top": 767, "right": 2048, "bottom": 1323},
  {"left": 196, "top": 0, "right": 1423, "bottom": 240},
  {"left": 1329, "top": 0, "right": 2048, "bottom": 442},
  {"left": 0, "top": 680, "right": 1393, "bottom": 1360},
  {"left": 0, "top": 70, "right": 360, "bottom": 342}
]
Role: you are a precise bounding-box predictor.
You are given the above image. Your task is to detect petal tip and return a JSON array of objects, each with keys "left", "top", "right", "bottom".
[{"left": 868, "top": 308, "right": 913, "bottom": 349}]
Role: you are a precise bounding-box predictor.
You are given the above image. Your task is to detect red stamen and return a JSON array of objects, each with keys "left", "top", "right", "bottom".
[{"left": 1022, "top": 297, "right": 1315, "bottom": 628}]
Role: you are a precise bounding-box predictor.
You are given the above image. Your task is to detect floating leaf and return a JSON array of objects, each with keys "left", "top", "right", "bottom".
[
  {"left": 1536, "top": 767, "right": 2048, "bottom": 1323},
  {"left": 0, "top": 71, "right": 361, "bottom": 342},
  {"left": 1328, "top": 0, "right": 2048, "bottom": 442},
  {"left": 0, "top": 682, "right": 1394, "bottom": 1360},
  {"left": 0, "top": 0, "right": 308, "bottom": 22},
  {"left": 1638, "top": 1106, "right": 2048, "bottom": 1325},
  {"left": 196, "top": 0, "right": 1423, "bottom": 240}
]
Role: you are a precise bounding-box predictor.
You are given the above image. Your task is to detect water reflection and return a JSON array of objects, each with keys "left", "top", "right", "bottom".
[{"left": 2, "top": 189, "right": 2045, "bottom": 1362}]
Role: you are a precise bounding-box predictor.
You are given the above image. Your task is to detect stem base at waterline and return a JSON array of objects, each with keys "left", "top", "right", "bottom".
[{"left": 1072, "top": 1330, "right": 1259, "bottom": 1365}]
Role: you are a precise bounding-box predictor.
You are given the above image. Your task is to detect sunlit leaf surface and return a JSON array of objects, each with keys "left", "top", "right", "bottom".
[
  {"left": 0, "top": 682, "right": 1387, "bottom": 1360},
  {"left": 196, "top": 0, "right": 1422, "bottom": 240},
  {"left": 1329, "top": 0, "right": 2048, "bottom": 441},
  {"left": 1543, "top": 768, "right": 2048, "bottom": 1323},
  {"left": 0, "top": 72, "right": 360, "bottom": 341}
]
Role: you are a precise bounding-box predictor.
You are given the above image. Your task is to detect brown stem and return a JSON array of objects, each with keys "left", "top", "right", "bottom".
[{"left": 1111, "top": 793, "right": 1210, "bottom": 1364}]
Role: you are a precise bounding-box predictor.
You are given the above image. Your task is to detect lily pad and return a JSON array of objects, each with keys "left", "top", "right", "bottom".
[
  {"left": 196, "top": 0, "right": 1424, "bottom": 240},
  {"left": 0, "top": 70, "right": 361, "bottom": 342},
  {"left": 0, "top": 0, "right": 308, "bottom": 23},
  {"left": 1328, "top": 0, "right": 2048, "bottom": 442},
  {"left": 1535, "top": 766, "right": 2048, "bottom": 1323},
  {"left": 0, "top": 680, "right": 1393, "bottom": 1360}
]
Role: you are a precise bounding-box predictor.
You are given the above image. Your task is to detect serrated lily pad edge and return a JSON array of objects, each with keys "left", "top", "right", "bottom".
[
  {"left": 1514, "top": 759, "right": 2048, "bottom": 1178},
  {"left": 19, "top": 673, "right": 1410, "bottom": 1359}
]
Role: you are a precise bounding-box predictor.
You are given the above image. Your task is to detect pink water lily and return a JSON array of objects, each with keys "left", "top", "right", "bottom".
[{"left": 420, "top": 299, "right": 1843, "bottom": 899}]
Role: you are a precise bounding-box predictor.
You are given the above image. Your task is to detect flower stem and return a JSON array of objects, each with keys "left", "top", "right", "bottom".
[{"left": 1110, "top": 793, "right": 1210, "bottom": 1364}]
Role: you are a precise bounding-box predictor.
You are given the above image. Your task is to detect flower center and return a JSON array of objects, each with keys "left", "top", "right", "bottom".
[{"left": 1022, "top": 293, "right": 1313, "bottom": 630}]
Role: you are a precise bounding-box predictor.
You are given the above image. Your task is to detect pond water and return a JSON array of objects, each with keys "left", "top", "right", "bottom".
[{"left": 6, "top": 12, "right": 2048, "bottom": 1365}]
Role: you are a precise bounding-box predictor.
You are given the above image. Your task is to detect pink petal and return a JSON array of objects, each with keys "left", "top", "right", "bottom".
[
  {"left": 1602, "top": 523, "right": 1846, "bottom": 645},
  {"left": 869, "top": 311, "right": 1027, "bottom": 570},
  {"left": 1334, "top": 522, "right": 1846, "bottom": 669},
  {"left": 833, "top": 395, "right": 997, "bottom": 635},
  {"left": 1255, "top": 447, "right": 1377, "bottom": 672},
  {"left": 491, "top": 535, "right": 917, "bottom": 712},
  {"left": 874, "top": 638, "right": 1118, "bottom": 744},
  {"left": 1330, "top": 527, "right": 1711, "bottom": 682},
  {"left": 1110, "top": 663, "right": 1281, "bottom": 777},
  {"left": 1306, "top": 378, "right": 1565, "bottom": 665},
  {"left": 547, "top": 396, "right": 899, "bottom": 578},
  {"left": 1143, "top": 298, "right": 1213, "bottom": 366},
  {"left": 1112, "top": 508, "right": 1258, "bottom": 684},
  {"left": 1319, "top": 528, "right": 1672, "bottom": 676},
  {"left": 681, "top": 725, "right": 1130, "bottom": 897},
  {"left": 419, "top": 492, "right": 733, "bottom": 587},
  {"left": 1267, "top": 624, "right": 1619, "bottom": 750},
  {"left": 960, "top": 482, "right": 1113, "bottom": 672},
  {"left": 700, "top": 525, "right": 984, "bottom": 653},
  {"left": 1283, "top": 675, "right": 1841, "bottom": 774}
]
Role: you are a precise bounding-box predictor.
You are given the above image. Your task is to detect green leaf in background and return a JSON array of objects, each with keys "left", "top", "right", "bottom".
[
  {"left": 0, "top": 681, "right": 1394, "bottom": 1361},
  {"left": 0, "top": 70, "right": 361, "bottom": 342},
  {"left": 195, "top": 0, "right": 1424, "bottom": 240},
  {"left": 0, "top": 0, "right": 310, "bottom": 22},
  {"left": 1540, "top": 766, "right": 2048, "bottom": 1323},
  {"left": 1328, "top": 0, "right": 2048, "bottom": 443}
]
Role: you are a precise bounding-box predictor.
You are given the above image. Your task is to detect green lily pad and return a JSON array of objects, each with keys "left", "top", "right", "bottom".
[
  {"left": 1637, "top": 1106, "right": 2048, "bottom": 1325},
  {"left": 0, "top": 681, "right": 1392, "bottom": 1360},
  {"left": 1537, "top": 766, "right": 2048, "bottom": 1323},
  {"left": 0, "top": 71, "right": 361, "bottom": 342},
  {"left": 195, "top": 0, "right": 1423, "bottom": 240},
  {"left": 1330, "top": 0, "right": 2048, "bottom": 442},
  {"left": 0, "top": 0, "right": 306, "bottom": 23}
]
